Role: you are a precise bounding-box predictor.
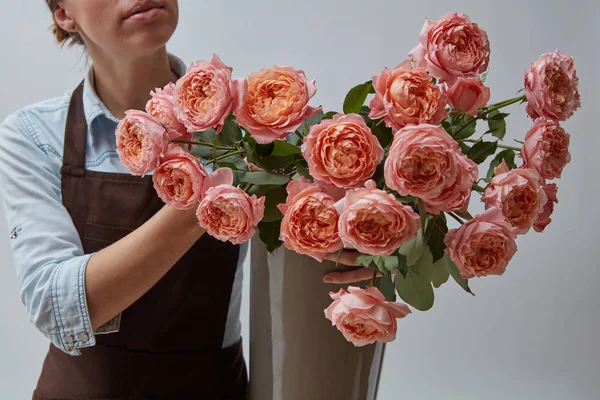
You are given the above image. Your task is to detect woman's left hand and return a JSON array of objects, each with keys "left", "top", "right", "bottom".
[{"left": 321, "top": 250, "right": 388, "bottom": 284}]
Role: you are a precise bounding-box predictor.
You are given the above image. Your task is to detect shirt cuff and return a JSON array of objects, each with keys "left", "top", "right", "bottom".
[{"left": 50, "top": 253, "right": 96, "bottom": 356}]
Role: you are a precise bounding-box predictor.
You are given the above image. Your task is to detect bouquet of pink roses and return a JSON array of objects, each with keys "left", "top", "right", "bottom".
[{"left": 116, "top": 12, "right": 580, "bottom": 347}]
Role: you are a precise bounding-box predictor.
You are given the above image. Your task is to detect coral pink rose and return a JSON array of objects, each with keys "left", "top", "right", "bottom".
[
  {"left": 482, "top": 161, "right": 548, "bottom": 234},
  {"left": 384, "top": 124, "right": 478, "bottom": 214},
  {"left": 153, "top": 146, "right": 207, "bottom": 210},
  {"left": 233, "top": 66, "right": 322, "bottom": 144},
  {"left": 196, "top": 168, "right": 265, "bottom": 244},
  {"left": 301, "top": 114, "right": 384, "bottom": 189},
  {"left": 521, "top": 119, "right": 571, "bottom": 180},
  {"left": 444, "top": 207, "right": 518, "bottom": 279},
  {"left": 369, "top": 60, "right": 447, "bottom": 131},
  {"left": 409, "top": 12, "right": 490, "bottom": 82},
  {"left": 146, "top": 83, "right": 188, "bottom": 140},
  {"left": 334, "top": 180, "right": 420, "bottom": 256},
  {"left": 325, "top": 286, "right": 411, "bottom": 347},
  {"left": 278, "top": 177, "right": 343, "bottom": 261},
  {"left": 116, "top": 110, "right": 169, "bottom": 176},
  {"left": 533, "top": 183, "right": 558, "bottom": 233},
  {"left": 525, "top": 51, "right": 581, "bottom": 122},
  {"left": 444, "top": 76, "right": 490, "bottom": 116},
  {"left": 174, "top": 54, "right": 235, "bottom": 134}
]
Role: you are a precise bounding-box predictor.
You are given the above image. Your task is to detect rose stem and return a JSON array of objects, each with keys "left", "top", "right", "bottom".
[
  {"left": 472, "top": 184, "right": 486, "bottom": 194},
  {"left": 446, "top": 212, "right": 466, "bottom": 225},
  {"left": 369, "top": 269, "right": 378, "bottom": 288},
  {"left": 170, "top": 140, "right": 237, "bottom": 151},
  {"left": 453, "top": 94, "right": 527, "bottom": 136},
  {"left": 206, "top": 150, "right": 245, "bottom": 165},
  {"left": 459, "top": 139, "right": 522, "bottom": 152}
]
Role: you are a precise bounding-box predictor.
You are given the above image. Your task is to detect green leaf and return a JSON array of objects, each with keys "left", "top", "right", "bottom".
[
  {"left": 371, "top": 122, "right": 394, "bottom": 148},
  {"left": 343, "top": 81, "right": 374, "bottom": 115},
  {"left": 467, "top": 140, "right": 498, "bottom": 164},
  {"left": 430, "top": 254, "right": 451, "bottom": 288},
  {"left": 481, "top": 72, "right": 488, "bottom": 83},
  {"left": 443, "top": 255, "right": 474, "bottom": 295},
  {"left": 427, "top": 215, "right": 448, "bottom": 263},
  {"left": 294, "top": 161, "right": 313, "bottom": 180},
  {"left": 452, "top": 118, "right": 477, "bottom": 140},
  {"left": 379, "top": 273, "right": 396, "bottom": 302},
  {"left": 399, "top": 229, "right": 424, "bottom": 267},
  {"left": 260, "top": 155, "right": 300, "bottom": 171},
  {"left": 262, "top": 186, "right": 287, "bottom": 222},
  {"left": 459, "top": 142, "right": 471, "bottom": 155},
  {"left": 322, "top": 111, "right": 337, "bottom": 120},
  {"left": 221, "top": 115, "right": 243, "bottom": 145},
  {"left": 395, "top": 267, "right": 435, "bottom": 311},
  {"left": 486, "top": 111, "right": 508, "bottom": 140},
  {"left": 486, "top": 149, "right": 516, "bottom": 180},
  {"left": 285, "top": 132, "right": 302, "bottom": 146},
  {"left": 190, "top": 146, "right": 227, "bottom": 160},
  {"left": 255, "top": 142, "right": 275, "bottom": 157},
  {"left": 272, "top": 140, "right": 302, "bottom": 157},
  {"left": 239, "top": 172, "right": 290, "bottom": 186},
  {"left": 246, "top": 184, "right": 280, "bottom": 197},
  {"left": 242, "top": 137, "right": 261, "bottom": 166},
  {"left": 356, "top": 255, "right": 399, "bottom": 275},
  {"left": 258, "top": 221, "right": 283, "bottom": 253}
]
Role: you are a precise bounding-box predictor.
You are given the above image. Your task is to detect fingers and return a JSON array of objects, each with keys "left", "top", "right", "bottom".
[
  {"left": 323, "top": 268, "right": 381, "bottom": 285},
  {"left": 324, "top": 250, "right": 360, "bottom": 267}
]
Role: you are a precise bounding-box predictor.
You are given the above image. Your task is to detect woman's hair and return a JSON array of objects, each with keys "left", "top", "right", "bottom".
[{"left": 46, "top": 0, "right": 84, "bottom": 46}]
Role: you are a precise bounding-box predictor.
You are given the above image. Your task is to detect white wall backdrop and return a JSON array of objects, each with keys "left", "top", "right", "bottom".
[{"left": 1, "top": 0, "right": 598, "bottom": 399}]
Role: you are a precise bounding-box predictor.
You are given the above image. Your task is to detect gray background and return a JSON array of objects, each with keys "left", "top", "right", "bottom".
[{"left": 1, "top": 0, "right": 598, "bottom": 398}]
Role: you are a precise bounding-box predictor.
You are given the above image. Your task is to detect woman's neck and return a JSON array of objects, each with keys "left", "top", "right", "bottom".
[{"left": 89, "top": 47, "right": 178, "bottom": 120}]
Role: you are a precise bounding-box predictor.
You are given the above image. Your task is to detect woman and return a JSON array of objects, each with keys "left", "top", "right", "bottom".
[{"left": 0, "top": 1, "right": 248, "bottom": 398}]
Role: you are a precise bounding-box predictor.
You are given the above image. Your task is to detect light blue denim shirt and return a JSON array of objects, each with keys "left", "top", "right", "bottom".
[{"left": 0, "top": 55, "right": 246, "bottom": 356}]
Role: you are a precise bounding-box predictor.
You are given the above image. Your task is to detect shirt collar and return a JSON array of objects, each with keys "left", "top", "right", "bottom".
[{"left": 82, "top": 53, "right": 187, "bottom": 147}]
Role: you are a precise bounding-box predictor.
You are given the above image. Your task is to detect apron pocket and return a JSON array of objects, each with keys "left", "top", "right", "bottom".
[{"left": 82, "top": 222, "right": 134, "bottom": 253}]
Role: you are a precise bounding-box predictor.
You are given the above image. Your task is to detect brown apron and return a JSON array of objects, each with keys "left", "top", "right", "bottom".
[{"left": 32, "top": 83, "right": 248, "bottom": 400}]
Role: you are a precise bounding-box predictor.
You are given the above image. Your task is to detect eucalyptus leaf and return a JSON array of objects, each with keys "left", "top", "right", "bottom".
[
  {"left": 395, "top": 268, "right": 435, "bottom": 311},
  {"left": 343, "top": 81, "right": 374, "bottom": 114},
  {"left": 379, "top": 273, "right": 396, "bottom": 302},
  {"left": 467, "top": 140, "right": 498, "bottom": 164},
  {"left": 239, "top": 172, "right": 290, "bottom": 186},
  {"left": 258, "top": 221, "right": 283, "bottom": 253},
  {"left": 399, "top": 229, "right": 424, "bottom": 266},
  {"left": 412, "top": 245, "right": 450, "bottom": 289},
  {"left": 443, "top": 255, "right": 474, "bottom": 295},
  {"left": 262, "top": 186, "right": 287, "bottom": 222},
  {"left": 428, "top": 215, "right": 448, "bottom": 263},
  {"left": 285, "top": 132, "right": 302, "bottom": 146},
  {"left": 294, "top": 161, "right": 313, "bottom": 180},
  {"left": 272, "top": 140, "right": 302, "bottom": 156}
]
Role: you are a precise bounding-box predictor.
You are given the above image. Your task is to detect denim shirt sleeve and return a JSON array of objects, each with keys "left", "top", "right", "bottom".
[{"left": 0, "top": 111, "right": 96, "bottom": 356}]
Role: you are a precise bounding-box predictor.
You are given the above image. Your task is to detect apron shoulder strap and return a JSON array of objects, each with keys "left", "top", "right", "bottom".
[{"left": 61, "top": 81, "right": 87, "bottom": 177}]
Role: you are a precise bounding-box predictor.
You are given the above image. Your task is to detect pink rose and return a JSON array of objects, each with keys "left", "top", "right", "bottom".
[
  {"left": 444, "top": 76, "right": 491, "bottom": 116},
  {"left": 278, "top": 178, "right": 343, "bottom": 261},
  {"left": 482, "top": 162, "right": 548, "bottom": 234},
  {"left": 384, "top": 124, "right": 478, "bottom": 214},
  {"left": 301, "top": 114, "right": 384, "bottom": 189},
  {"left": 174, "top": 54, "right": 235, "bottom": 134},
  {"left": 409, "top": 12, "right": 490, "bottom": 82},
  {"left": 153, "top": 146, "right": 207, "bottom": 210},
  {"left": 369, "top": 60, "right": 448, "bottom": 131},
  {"left": 196, "top": 168, "right": 265, "bottom": 244},
  {"left": 444, "top": 207, "right": 518, "bottom": 279},
  {"left": 116, "top": 110, "right": 169, "bottom": 176},
  {"left": 324, "top": 286, "right": 411, "bottom": 347},
  {"left": 233, "top": 66, "right": 322, "bottom": 144},
  {"left": 334, "top": 180, "right": 420, "bottom": 256},
  {"left": 533, "top": 183, "right": 558, "bottom": 233},
  {"left": 525, "top": 51, "right": 581, "bottom": 122},
  {"left": 145, "top": 83, "right": 188, "bottom": 140},
  {"left": 521, "top": 119, "right": 571, "bottom": 180}
]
